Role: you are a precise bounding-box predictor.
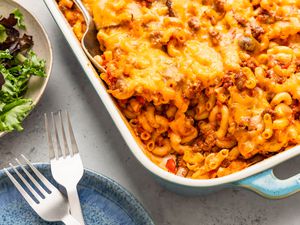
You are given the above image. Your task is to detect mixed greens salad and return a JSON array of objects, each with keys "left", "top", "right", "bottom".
[{"left": 0, "top": 9, "right": 46, "bottom": 132}]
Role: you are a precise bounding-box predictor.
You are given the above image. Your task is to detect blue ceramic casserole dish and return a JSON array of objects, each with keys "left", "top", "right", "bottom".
[{"left": 44, "top": 0, "right": 300, "bottom": 199}]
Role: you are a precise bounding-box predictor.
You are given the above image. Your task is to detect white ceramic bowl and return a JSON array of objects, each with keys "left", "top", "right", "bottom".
[
  {"left": 45, "top": 0, "right": 300, "bottom": 198},
  {"left": 0, "top": 0, "right": 52, "bottom": 137}
]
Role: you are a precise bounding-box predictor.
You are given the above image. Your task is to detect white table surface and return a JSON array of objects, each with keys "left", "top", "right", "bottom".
[{"left": 2, "top": 0, "right": 300, "bottom": 224}]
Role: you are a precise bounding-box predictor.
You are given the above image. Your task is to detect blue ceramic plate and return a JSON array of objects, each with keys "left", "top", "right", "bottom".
[{"left": 0, "top": 164, "right": 154, "bottom": 225}]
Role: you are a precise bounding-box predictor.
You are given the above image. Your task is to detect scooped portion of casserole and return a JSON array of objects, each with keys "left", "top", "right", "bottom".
[{"left": 58, "top": 0, "right": 300, "bottom": 179}]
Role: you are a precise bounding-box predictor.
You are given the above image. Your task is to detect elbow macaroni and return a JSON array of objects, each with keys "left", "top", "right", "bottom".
[{"left": 58, "top": 0, "right": 300, "bottom": 179}]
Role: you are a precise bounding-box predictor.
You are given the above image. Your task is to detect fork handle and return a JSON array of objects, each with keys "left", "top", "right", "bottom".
[
  {"left": 72, "top": 0, "right": 92, "bottom": 24},
  {"left": 66, "top": 186, "right": 85, "bottom": 225},
  {"left": 62, "top": 214, "right": 82, "bottom": 225}
]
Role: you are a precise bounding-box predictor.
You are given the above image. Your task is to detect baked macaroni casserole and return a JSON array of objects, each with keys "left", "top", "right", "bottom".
[{"left": 58, "top": 0, "right": 300, "bottom": 179}]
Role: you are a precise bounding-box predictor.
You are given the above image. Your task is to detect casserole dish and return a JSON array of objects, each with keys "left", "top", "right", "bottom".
[{"left": 44, "top": 0, "right": 300, "bottom": 198}]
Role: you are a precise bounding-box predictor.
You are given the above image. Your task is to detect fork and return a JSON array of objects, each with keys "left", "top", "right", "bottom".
[
  {"left": 71, "top": 0, "right": 106, "bottom": 73},
  {"left": 4, "top": 155, "right": 81, "bottom": 225},
  {"left": 45, "top": 111, "right": 85, "bottom": 225}
]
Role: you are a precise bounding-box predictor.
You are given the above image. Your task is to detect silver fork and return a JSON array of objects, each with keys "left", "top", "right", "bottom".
[
  {"left": 45, "top": 111, "right": 85, "bottom": 225},
  {"left": 72, "top": 0, "right": 106, "bottom": 73},
  {"left": 4, "top": 155, "right": 81, "bottom": 225}
]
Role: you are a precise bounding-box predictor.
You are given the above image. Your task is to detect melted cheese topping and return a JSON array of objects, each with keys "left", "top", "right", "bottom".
[{"left": 58, "top": 0, "right": 300, "bottom": 179}]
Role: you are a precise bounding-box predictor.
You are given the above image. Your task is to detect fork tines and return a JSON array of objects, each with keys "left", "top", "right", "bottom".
[
  {"left": 4, "top": 155, "right": 55, "bottom": 205},
  {"left": 44, "top": 111, "right": 79, "bottom": 160}
]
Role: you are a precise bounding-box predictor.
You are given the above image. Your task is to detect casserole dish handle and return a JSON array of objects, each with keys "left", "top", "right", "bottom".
[{"left": 235, "top": 169, "right": 300, "bottom": 199}]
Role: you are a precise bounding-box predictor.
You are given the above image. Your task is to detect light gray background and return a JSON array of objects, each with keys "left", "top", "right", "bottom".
[{"left": 1, "top": 0, "right": 300, "bottom": 224}]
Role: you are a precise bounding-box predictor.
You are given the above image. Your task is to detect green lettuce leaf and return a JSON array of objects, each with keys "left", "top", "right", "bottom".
[
  {"left": 13, "top": 9, "right": 26, "bottom": 30},
  {"left": 0, "top": 98, "right": 33, "bottom": 131},
  {"left": 0, "top": 50, "right": 13, "bottom": 60},
  {"left": 0, "top": 64, "right": 30, "bottom": 102},
  {"left": 0, "top": 24, "right": 7, "bottom": 43},
  {"left": 22, "top": 51, "right": 46, "bottom": 77}
]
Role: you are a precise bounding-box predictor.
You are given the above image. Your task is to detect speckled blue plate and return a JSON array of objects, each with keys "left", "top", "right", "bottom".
[{"left": 0, "top": 164, "right": 154, "bottom": 225}]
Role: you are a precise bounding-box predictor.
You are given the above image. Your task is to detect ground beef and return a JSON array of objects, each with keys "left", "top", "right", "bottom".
[
  {"left": 177, "top": 156, "right": 186, "bottom": 167},
  {"left": 202, "top": 0, "right": 210, "bottom": 5},
  {"left": 296, "top": 59, "right": 300, "bottom": 73},
  {"left": 262, "top": 108, "right": 276, "bottom": 120},
  {"left": 256, "top": 9, "right": 276, "bottom": 24},
  {"left": 141, "top": 0, "right": 155, "bottom": 7},
  {"left": 295, "top": 112, "right": 300, "bottom": 120},
  {"left": 291, "top": 101, "right": 300, "bottom": 119},
  {"left": 240, "top": 57, "right": 258, "bottom": 71},
  {"left": 234, "top": 71, "right": 247, "bottom": 91},
  {"left": 221, "top": 159, "right": 231, "bottom": 168},
  {"left": 251, "top": 24, "right": 265, "bottom": 40},
  {"left": 166, "top": 0, "right": 176, "bottom": 17},
  {"left": 222, "top": 74, "right": 234, "bottom": 89},
  {"left": 234, "top": 14, "right": 247, "bottom": 27},
  {"left": 197, "top": 124, "right": 217, "bottom": 152},
  {"left": 183, "top": 81, "right": 202, "bottom": 99},
  {"left": 208, "top": 28, "right": 220, "bottom": 45},
  {"left": 197, "top": 132, "right": 216, "bottom": 152},
  {"left": 149, "top": 31, "right": 163, "bottom": 47},
  {"left": 214, "top": 0, "right": 225, "bottom": 13},
  {"left": 188, "top": 17, "right": 200, "bottom": 31}
]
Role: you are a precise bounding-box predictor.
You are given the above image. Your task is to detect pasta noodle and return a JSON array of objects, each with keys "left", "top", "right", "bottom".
[{"left": 58, "top": 0, "right": 300, "bottom": 179}]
